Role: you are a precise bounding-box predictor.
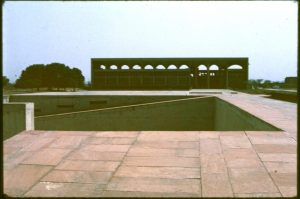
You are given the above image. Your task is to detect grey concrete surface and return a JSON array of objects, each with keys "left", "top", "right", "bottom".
[{"left": 3, "top": 103, "right": 34, "bottom": 140}]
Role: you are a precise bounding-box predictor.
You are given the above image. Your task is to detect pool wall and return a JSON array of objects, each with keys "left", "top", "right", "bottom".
[
  {"left": 35, "top": 97, "right": 215, "bottom": 131},
  {"left": 35, "top": 96, "right": 280, "bottom": 131},
  {"left": 10, "top": 95, "right": 190, "bottom": 116},
  {"left": 215, "top": 98, "right": 281, "bottom": 131}
]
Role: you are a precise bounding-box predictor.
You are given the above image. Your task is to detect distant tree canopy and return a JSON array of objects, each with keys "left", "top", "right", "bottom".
[
  {"left": 3, "top": 76, "right": 10, "bottom": 88},
  {"left": 15, "top": 63, "right": 85, "bottom": 91},
  {"left": 248, "top": 79, "right": 283, "bottom": 89}
]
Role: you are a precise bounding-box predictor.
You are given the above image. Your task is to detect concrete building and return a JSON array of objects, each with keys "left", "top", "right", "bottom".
[{"left": 91, "top": 57, "right": 248, "bottom": 90}]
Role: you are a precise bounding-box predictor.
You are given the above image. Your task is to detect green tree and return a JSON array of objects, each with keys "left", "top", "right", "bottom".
[
  {"left": 69, "top": 68, "right": 85, "bottom": 91},
  {"left": 44, "top": 63, "right": 70, "bottom": 90},
  {"left": 3, "top": 76, "right": 10, "bottom": 88},
  {"left": 15, "top": 64, "right": 45, "bottom": 90}
]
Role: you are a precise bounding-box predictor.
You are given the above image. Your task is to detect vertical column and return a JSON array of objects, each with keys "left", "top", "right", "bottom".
[
  {"left": 207, "top": 65, "right": 210, "bottom": 89},
  {"left": 225, "top": 68, "right": 229, "bottom": 89},
  {"left": 193, "top": 65, "right": 198, "bottom": 89}
]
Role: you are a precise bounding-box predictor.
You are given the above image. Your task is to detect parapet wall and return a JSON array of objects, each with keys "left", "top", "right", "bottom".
[{"left": 3, "top": 103, "right": 34, "bottom": 139}]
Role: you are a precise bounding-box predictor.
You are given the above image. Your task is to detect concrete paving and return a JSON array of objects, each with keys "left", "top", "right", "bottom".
[{"left": 3, "top": 91, "right": 297, "bottom": 197}]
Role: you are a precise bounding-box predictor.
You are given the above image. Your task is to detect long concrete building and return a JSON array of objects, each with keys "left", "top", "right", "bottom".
[{"left": 91, "top": 57, "right": 248, "bottom": 90}]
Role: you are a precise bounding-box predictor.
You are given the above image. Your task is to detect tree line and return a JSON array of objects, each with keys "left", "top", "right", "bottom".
[{"left": 13, "top": 63, "right": 85, "bottom": 91}]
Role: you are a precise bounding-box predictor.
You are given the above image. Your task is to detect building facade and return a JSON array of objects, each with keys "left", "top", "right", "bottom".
[{"left": 91, "top": 57, "right": 248, "bottom": 90}]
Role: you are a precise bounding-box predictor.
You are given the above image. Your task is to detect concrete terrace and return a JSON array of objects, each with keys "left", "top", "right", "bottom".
[{"left": 3, "top": 90, "right": 297, "bottom": 197}]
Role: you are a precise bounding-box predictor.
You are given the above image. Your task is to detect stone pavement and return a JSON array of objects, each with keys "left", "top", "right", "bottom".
[
  {"left": 3, "top": 92, "right": 297, "bottom": 197},
  {"left": 4, "top": 130, "right": 297, "bottom": 197}
]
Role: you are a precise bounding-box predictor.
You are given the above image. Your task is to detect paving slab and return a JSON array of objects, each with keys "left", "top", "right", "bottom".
[
  {"left": 4, "top": 165, "right": 52, "bottom": 197},
  {"left": 24, "top": 182, "right": 104, "bottom": 197},
  {"left": 201, "top": 173, "right": 233, "bottom": 197},
  {"left": 41, "top": 170, "right": 112, "bottom": 184},
  {"left": 106, "top": 177, "right": 201, "bottom": 194}
]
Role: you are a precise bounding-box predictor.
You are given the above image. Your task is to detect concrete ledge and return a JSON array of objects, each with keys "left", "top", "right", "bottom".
[{"left": 3, "top": 102, "right": 34, "bottom": 140}]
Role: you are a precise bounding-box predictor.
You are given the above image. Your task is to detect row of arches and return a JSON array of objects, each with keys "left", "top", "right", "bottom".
[{"left": 98, "top": 64, "right": 243, "bottom": 70}]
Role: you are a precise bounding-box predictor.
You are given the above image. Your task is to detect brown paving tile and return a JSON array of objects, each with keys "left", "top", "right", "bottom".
[
  {"left": 226, "top": 158, "right": 263, "bottom": 169},
  {"left": 24, "top": 182, "right": 104, "bottom": 197},
  {"left": 95, "top": 131, "right": 139, "bottom": 138},
  {"left": 176, "top": 148, "right": 199, "bottom": 157},
  {"left": 106, "top": 177, "right": 201, "bottom": 194},
  {"left": 21, "top": 137, "right": 56, "bottom": 151},
  {"left": 4, "top": 134, "right": 37, "bottom": 148},
  {"left": 134, "top": 141, "right": 199, "bottom": 149},
  {"left": 253, "top": 144, "right": 297, "bottom": 154},
  {"left": 101, "top": 190, "right": 200, "bottom": 197},
  {"left": 229, "top": 167, "right": 279, "bottom": 194},
  {"left": 199, "top": 131, "right": 219, "bottom": 139},
  {"left": 200, "top": 139, "right": 222, "bottom": 154},
  {"left": 246, "top": 132, "right": 296, "bottom": 145},
  {"left": 138, "top": 131, "right": 199, "bottom": 141},
  {"left": 201, "top": 173, "right": 233, "bottom": 197},
  {"left": 246, "top": 131, "right": 287, "bottom": 137},
  {"left": 67, "top": 150, "right": 125, "bottom": 161},
  {"left": 264, "top": 162, "right": 296, "bottom": 173},
  {"left": 234, "top": 193, "right": 282, "bottom": 197},
  {"left": 114, "top": 166, "right": 200, "bottom": 179},
  {"left": 127, "top": 147, "right": 199, "bottom": 157},
  {"left": 81, "top": 144, "right": 131, "bottom": 152},
  {"left": 123, "top": 156, "right": 200, "bottom": 167},
  {"left": 223, "top": 148, "right": 263, "bottom": 168},
  {"left": 277, "top": 186, "right": 297, "bottom": 197},
  {"left": 3, "top": 145, "right": 22, "bottom": 156},
  {"left": 43, "top": 131, "right": 96, "bottom": 137},
  {"left": 4, "top": 151, "right": 34, "bottom": 170},
  {"left": 200, "top": 154, "right": 227, "bottom": 173},
  {"left": 218, "top": 131, "right": 245, "bottom": 136},
  {"left": 223, "top": 148, "right": 258, "bottom": 159},
  {"left": 4, "top": 165, "right": 52, "bottom": 197},
  {"left": 21, "top": 148, "right": 72, "bottom": 166},
  {"left": 220, "top": 135, "right": 252, "bottom": 149},
  {"left": 55, "top": 160, "right": 120, "bottom": 171},
  {"left": 258, "top": 153, "right": 296, "bottom": 163},
  {"left": 84, "top": 137, "right": 135, "bottom": 145},
  {"left": 41, "top": 170, "right": 112, "bottom": 184},
  {"left": 48, "top": 135, "right": 87, "bottom": 148},
  {"left": 270, "top": 172, "right": 297, "bottom": 187}
]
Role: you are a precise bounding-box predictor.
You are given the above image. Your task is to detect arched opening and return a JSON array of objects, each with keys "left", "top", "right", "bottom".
[
  {"left": 228, "top": 65, "right": 243, "bottom": 70},
  {"left": 167, "top": 65, "right": 177, "bottom": 70},
  {"left": 121, "top": 65, "right": 129, "bottom": 70},
  {"left": 99, "top": 65, "right": 106, "bottom": 70},
  {"left": 198, "top": 65, "right": 207, "bottom": 71},
  {"left": 110, "top": 65, "right": 118, "bottom": 70},
  {"left": 227, "top": 65, "right": 244, "bottom": 89},
  {"left": 132, "top": 65, "right": 141, "bottom": 70},
  {"left": 144, "top": 65, "right": 153, "bottom": 70},
  {"left": 156, "top": 65, "right": 166, "bottom": 70},
  {"left": 179, "top": 65, "right": 189, "bottom": 69},
  {"left": 209, "top": 65, "right": 219, "bottom": 71}
]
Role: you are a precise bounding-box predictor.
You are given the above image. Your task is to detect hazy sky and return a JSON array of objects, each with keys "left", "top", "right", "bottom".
[{"left": 3, "top": 1, "right": 298, "bottom": 83}]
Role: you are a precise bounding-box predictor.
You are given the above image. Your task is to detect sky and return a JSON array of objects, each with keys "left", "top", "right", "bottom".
[{"left": 2, "top": 1, "right": 298, "bottom": 83}]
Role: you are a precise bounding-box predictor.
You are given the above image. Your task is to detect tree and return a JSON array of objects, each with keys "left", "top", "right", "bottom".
[
  {"left": 15, "top": 63, "right": 85, "bottom": 91},
  {"left": 3, "top": 76, "right": 10, "bottom": 88},
  {"left": 69, "top": 68, "right": 85, "bottom": 91},
  {"left": 44, "top": 63, "right": 71, "bottom": 90},
  {"left": 15, "top": 64, "right": 45, "bottom": 90}
]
